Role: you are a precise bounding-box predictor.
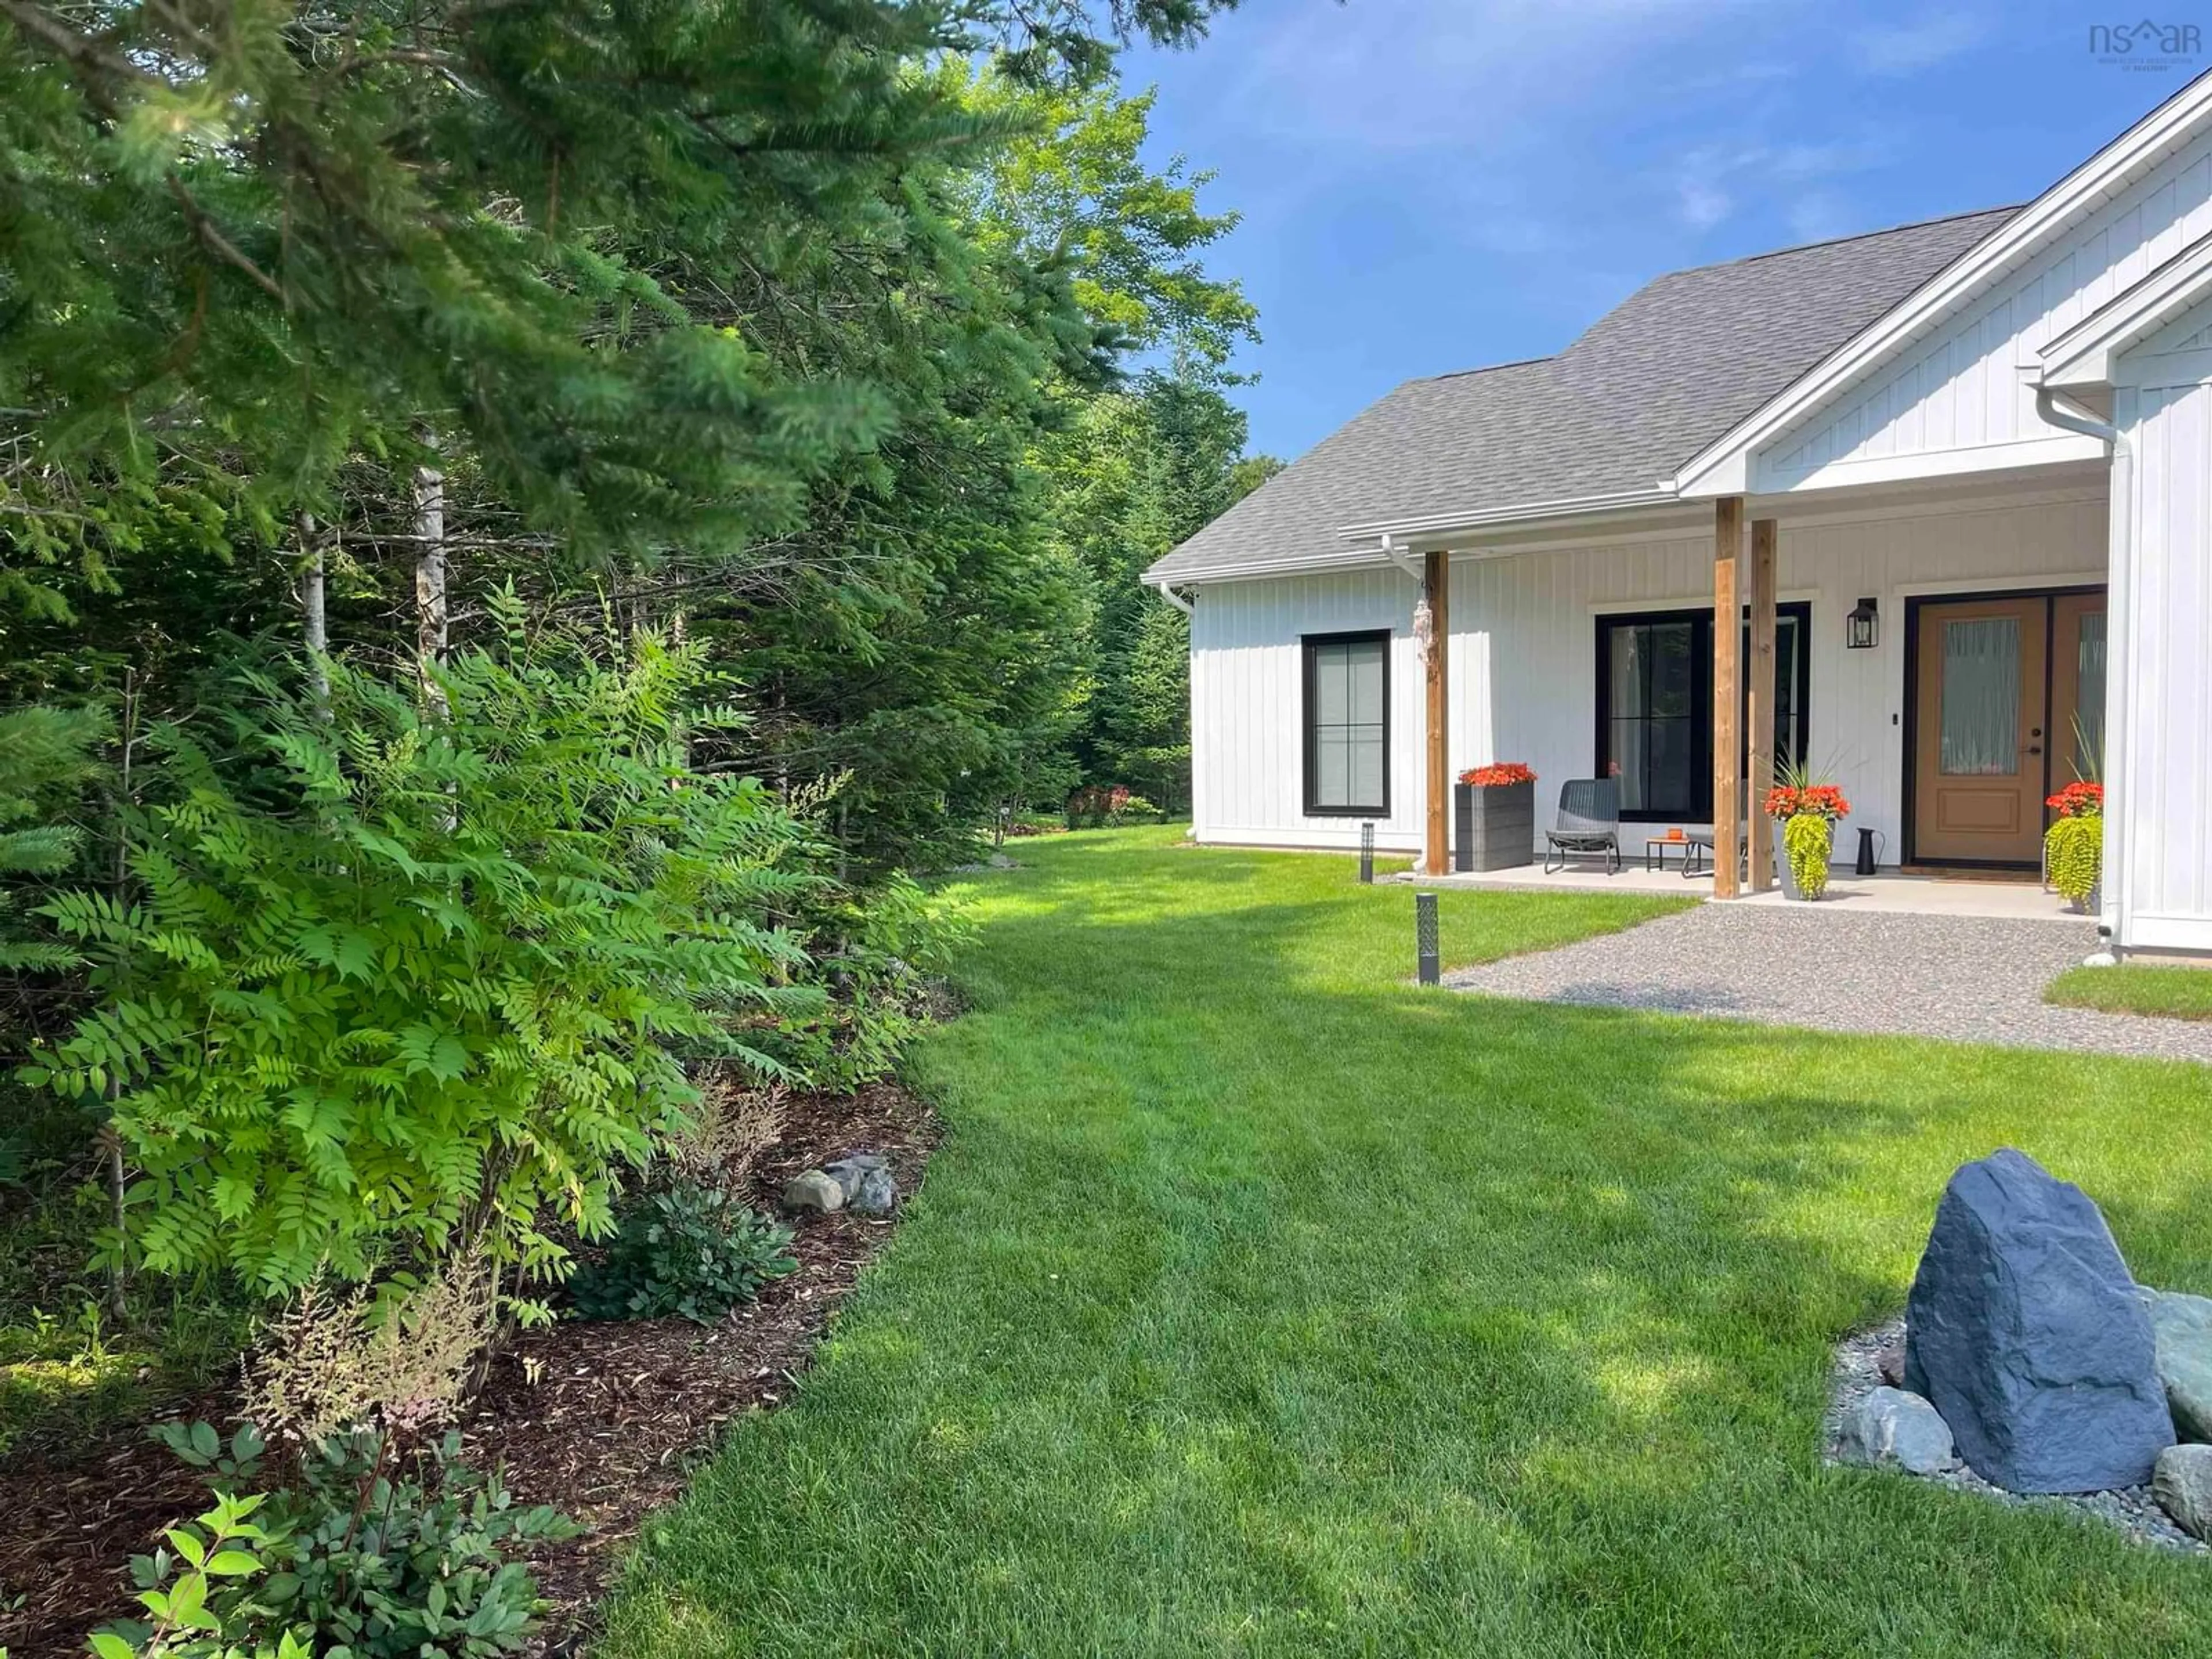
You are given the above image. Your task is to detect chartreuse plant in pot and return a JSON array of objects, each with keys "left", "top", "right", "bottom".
[
  {"left": 2046, "top": 779, "right": 2105, "bottom": 911},
  {"left": 1763, "top": 759, "right": 1851, "bottom": 900}
]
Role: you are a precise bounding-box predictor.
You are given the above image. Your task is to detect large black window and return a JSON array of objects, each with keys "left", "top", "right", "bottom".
[
  {"left": 1302, "top": 630, "right": 1390, "bottom": 816},
  {"left": 1594, "top": 604, "right": 1810, "bottom": 822}
]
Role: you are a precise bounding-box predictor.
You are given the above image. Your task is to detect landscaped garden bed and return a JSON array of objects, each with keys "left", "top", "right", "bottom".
[{"left": 0, "top": 1082, "right": 937, "bottom": 1659}]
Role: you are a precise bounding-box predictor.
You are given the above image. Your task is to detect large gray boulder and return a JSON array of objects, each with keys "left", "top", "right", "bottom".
[
  {"left": 2140, "top": 1288, "right": 2212, "bottom": 1442},
  {"left": 1903, "top": 1149, "right": 2173, "bottom": 1493}
]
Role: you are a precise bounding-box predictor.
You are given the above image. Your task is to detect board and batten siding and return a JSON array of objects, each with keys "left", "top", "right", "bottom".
[
  {"left": 2113, "top": 320, "right": 2212, "bottom": 952},
  {"left": 1757, "top": 127, "right": 2212, "bottom": 493},
  {"left": 1189, "top": 569, "right": 1425, "bottom": 850},
  {"left": 1190, "top": 497, "right": 2105, "bottom": 859}
]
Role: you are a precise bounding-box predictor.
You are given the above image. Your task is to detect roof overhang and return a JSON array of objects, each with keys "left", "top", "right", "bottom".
[
  {"left": 2039, "top": 227, "right": 2212, "bottom": 390},
  {"left": 1669, "top": 68, "right": 2212, "bottom": 498}
]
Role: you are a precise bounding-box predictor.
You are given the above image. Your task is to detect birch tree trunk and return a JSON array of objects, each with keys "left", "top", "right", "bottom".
[
  {"left": 412, "top": 429, "right": 448, "bottom": 704},
  {"left": 298, "top": 509, "right": 329, "bottom": 709}
]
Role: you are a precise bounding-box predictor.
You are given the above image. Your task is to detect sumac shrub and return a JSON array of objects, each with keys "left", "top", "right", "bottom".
[{"left": 26, "top": 597, "right": 826, "bottom": 1294}]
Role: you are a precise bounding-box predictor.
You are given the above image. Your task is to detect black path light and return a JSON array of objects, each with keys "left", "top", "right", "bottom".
[
  {"left": 1415, "top": 890, "right": 1440, "bottom": 986},
  {"left": 1359, "top": 820, "right": 1375, "bottom": 884}
]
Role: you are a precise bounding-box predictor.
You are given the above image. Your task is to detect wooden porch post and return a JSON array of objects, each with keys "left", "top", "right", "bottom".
[
  {"left": 1747, "top": 518, "right": 1778, "bottom": 892},
  {"left": 1713, "top": 498, "right": 1744, "bottom": 899},
  {"left": 1422, "top": 548, "right": 1450, "bottom": 876}
]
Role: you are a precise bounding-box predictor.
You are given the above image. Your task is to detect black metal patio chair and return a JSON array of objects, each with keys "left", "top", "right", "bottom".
[{"left": 1543, "top": 778, "right": 1621, "bottom": 874}]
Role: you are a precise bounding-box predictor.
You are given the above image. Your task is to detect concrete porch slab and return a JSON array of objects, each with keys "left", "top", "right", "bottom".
[{"left": 1401, "top": 862, "right": 2084, "bottom": 924}]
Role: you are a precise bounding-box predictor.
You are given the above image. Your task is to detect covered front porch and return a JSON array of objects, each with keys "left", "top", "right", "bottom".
[{"left": 1402, "top": 464, "right": 2112, "bottom": 924}]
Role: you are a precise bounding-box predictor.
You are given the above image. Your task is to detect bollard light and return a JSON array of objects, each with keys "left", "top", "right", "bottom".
[
  {"left": 1359, "top": 821, "right": 1375, "bottom": 884},
  {"left": 1415, "top": 890, "right": 1440, "bottom": 986}
]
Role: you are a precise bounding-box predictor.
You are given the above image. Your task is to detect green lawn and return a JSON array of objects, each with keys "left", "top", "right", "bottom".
[
  {"left": 2049, "top": 963, "right": 2212, "bottom": 1022},
  {"left": 599, "top": 828, "right": 2212, "bottom": 1657}
]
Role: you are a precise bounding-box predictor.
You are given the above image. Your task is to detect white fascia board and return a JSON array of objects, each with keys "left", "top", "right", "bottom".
[
  {"left": 1334, "top": 487, "right": 1677, "bottom": 546},
  {"left": 2039, "top": 229, "right": 2212, "bottom": 389},
  {"left": 1753, "top": 432, "right": 2109, "bottom": 494},
  {"left": 1671, "top": 71, "right": 2212, "bottom": 498}
]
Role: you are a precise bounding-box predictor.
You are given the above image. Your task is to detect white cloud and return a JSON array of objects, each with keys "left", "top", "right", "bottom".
[
  {"left": 1664, "top": 137, "right": 1892, "bottom": 230},
  {"left": 1852, "top": 11, "right": 1987, "bottom": 76}
]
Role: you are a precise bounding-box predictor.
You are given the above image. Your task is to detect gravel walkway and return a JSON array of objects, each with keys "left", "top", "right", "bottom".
[{"left": 1445, "top": 905, "right": 2212, "bottom": 1062}]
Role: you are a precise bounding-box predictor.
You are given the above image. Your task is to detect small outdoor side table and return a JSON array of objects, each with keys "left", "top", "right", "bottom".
[{"left": 1645, "top": 836, "right": 1696, "bottom": 874}]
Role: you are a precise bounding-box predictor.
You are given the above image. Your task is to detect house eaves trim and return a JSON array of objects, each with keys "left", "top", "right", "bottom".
[
  {"left": 2038, "top": 226, "right": 2212, "bottom": 389},
  {"left": 1334, "top": 486, "right": 1679, "bottom": 548},
  {"left": 1669, "top": 69, "right": 2212, "bottom": 498}
]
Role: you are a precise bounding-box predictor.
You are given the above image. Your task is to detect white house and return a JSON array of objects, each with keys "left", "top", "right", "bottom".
[{"left": 1146, "top": 73, "right": 2212, "bottom": 959}]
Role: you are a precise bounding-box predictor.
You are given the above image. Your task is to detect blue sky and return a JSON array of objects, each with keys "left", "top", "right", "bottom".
[{"left": 1126, "top": 3, "right": 2207, "bottom": 460}]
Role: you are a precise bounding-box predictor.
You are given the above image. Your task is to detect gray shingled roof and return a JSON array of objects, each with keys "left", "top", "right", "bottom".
[{"left": 1146, "top": 205, "right": 2022, "bottom": 584}]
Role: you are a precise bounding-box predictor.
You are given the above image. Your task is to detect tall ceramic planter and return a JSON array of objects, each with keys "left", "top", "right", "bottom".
[
  {"left": 1456, "top": 781, "right": 1535, "bottom": 872},
  {"left": 1772, "top": 822, "right": 1802, "bottom": 900}
]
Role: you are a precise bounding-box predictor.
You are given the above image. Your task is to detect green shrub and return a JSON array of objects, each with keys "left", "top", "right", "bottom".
[
  {"left": 569, "top": 1184, "right": 796, "bottom": 1323},
  {"left": 1116, "top": 794, "right": 1163, "bottom": 823},
  {"left": 2047, "top": 814, "right": 2103, "bottom": 904},
  {"left": 88, "top": 1487, "right": 313, "bottom": 1659},
  {"left": 1784, "top": 813, "right": 1833, "bottom": 900},
  {"left": 105, "top": 1423, "right": 573, "bottom": 1659},
  {"left": 0, "top": 702, "right": 107, "bottom": 972},
  {"left": 24, "top": 596, "right": 825, "bottom": 1296}
]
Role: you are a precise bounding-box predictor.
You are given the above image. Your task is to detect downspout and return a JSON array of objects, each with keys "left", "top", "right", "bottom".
[
  {"left": 1376, "top": 533, "right": 1423, "bottom": 583},
  {"left": 2032, "top": 384, "right": 2130, "bottom": 963},
  {"left": 1153, "top": 582, "right": 1194, "bottom": 616}
]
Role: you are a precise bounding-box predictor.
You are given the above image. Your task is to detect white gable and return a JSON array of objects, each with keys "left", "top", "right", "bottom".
[{"left": 1752, "top": 125, "right": 2212, "bottom": 492}]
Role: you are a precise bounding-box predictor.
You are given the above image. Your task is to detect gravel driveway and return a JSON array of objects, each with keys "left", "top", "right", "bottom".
[{"left": 1445, "top": 906, "right": 2212, "bottom": 1062}]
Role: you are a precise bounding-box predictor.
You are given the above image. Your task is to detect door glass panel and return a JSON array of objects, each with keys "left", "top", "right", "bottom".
[
  {"left": 1774, "top": 615, "right": 1804, "bottom": 773},
  {"left": 1939, "top": 617, "right": 2021, "bottom": 777},
  {"left": 2073, "top": 611, "right": 2107, "bottom": 779}
]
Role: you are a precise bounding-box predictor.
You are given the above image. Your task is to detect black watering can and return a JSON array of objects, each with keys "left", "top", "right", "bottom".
[{"left": 1854, "top": 825, "right": 1886, "bottom": 877}]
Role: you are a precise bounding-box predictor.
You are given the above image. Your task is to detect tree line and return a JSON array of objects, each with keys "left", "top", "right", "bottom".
[{"left": 0, "top": 0, "right": 1276, "bottom": 1311}]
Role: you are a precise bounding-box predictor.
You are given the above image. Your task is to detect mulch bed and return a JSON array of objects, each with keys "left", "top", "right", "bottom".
[{"left": 0, "top": 1080, "right": 938, "bottom": 1659}]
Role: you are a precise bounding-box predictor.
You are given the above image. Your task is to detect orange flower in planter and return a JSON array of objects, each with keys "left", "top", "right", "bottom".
[
  {"left": 1458, "top": 762, "right": 1536, "bottom": 787},
  {"left": 1764, "top": 783, "right": 1851, "bottom": 821},
  {"left": 2046, "top": 780, "right": 2104, "bottom": 818}
]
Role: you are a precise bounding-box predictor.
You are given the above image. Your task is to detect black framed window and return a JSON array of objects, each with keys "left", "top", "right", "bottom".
[
  {"left": 1594, "top": 604, "right": 1810, "bottom": 822},
  {"left": 1302, "top": 630, "right": 1390, "bottom": 816}
]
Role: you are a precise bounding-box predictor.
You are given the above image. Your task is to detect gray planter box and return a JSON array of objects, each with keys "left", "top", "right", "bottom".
[{"left": 1456, "top": 781, "right": 1535, "bottom": 872}]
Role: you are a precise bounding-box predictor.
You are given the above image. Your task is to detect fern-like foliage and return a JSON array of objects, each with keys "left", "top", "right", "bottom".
[
  {"left": 25, "top": 599, "right": 827, "bottom": 1295},
  {"left": 0, "top": 702, "right": 109, "bottom": 971}
]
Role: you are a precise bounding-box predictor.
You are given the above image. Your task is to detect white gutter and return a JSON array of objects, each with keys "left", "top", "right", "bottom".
[
  {"left": 2031, "top": 384, "right": 2131, "bottom": 961},
  {"left": 1338, "top": 486, "right": 1677, "bottom": 545},
  {"left": 1152, "top": 582, "right": 1194, "bottom": 616}
]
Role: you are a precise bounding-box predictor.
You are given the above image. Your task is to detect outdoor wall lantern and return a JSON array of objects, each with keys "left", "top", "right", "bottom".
[{"left": 1847, "top": 596, "right": 1880, "bottom": 650}]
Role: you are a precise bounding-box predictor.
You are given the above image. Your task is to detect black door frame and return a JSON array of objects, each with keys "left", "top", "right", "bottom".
[
  {"left": 1900, "top": 583, "right": 2107, "bottom": 871},
  {"left": 1593, "top": 602, "right": 1813, "bottom": 824}
]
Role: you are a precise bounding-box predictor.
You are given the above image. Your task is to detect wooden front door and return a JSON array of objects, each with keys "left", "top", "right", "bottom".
[
  {"left": 1910, "top": 590, "right": 2109, "bottom": 866},
  {"left": 1912, "top": 595, "right": 2050, "bottom": 864}
]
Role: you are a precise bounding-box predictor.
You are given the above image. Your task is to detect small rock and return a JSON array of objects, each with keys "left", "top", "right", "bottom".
[
  {"left": 1841, "top": 1387, "right": 1956, "bottom": 1475},
  {"left": 1904, "top": 1148, "right": 2173, "bottom": 1492},
  {"left": 782, "top": 1169, "right": 844, "bottom": 1213},
  {"left": 824, "top": 1153, "right": 896, "bottom": 1214},
  {"left": 1876, "top": 1340, "right": 1907, "bottom": 1388},
  {"left": 2141, "top": 1288, "right": 2212, "bottom": 1442},
  {"left": 2154, "top": 1443, "right": 2212, "bottom": 1539}
]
